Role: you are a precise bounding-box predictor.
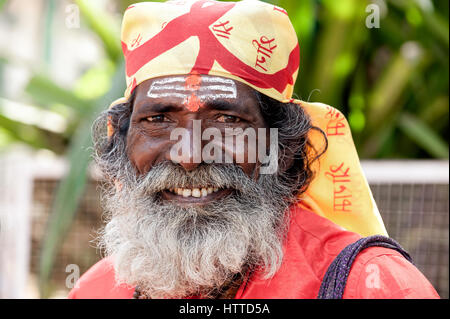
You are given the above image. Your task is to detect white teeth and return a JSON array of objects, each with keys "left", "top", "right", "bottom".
[
  {"left": 192, "top": 188, "right": 201, "bottom": 198},
  {"left": 170, "top": 187, "right": 222, "bottom": 197},
  {"left": 182, "top": 189, "right": 192, "bottom": 197}
]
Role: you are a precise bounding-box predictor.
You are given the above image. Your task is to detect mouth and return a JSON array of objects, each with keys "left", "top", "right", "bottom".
[{"left": 160, "top": 186, "right": 234, "bottom": 204}]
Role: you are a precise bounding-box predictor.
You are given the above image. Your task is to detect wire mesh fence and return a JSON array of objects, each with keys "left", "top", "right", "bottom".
[
  {"left": 371, "top": 182, "right": 449, "bottom": 298},
  {"left": 30, "top": 179, "right": 104, "bottom": 295},
  {"left": 26, "top": 162, "right": 450, "bottom": 299}
]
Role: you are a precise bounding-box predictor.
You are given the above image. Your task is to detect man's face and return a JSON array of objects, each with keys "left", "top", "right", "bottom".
[
  {"left": 126, "top": 74, "right": 267, "bottom": 205},
  {"left": 99, "top": 74, "right": 294, "bottom": 299}
]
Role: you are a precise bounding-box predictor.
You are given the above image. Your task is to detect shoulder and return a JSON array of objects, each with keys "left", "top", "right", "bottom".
[
  {"left": 68, "top": 256, "right": 135, "bottom": 299},
  {"left": 343, "top": 246, "right": 440, "bottom": 299},
  {"left": 288, "top": 206, "right": 439, "bottom": 299}
]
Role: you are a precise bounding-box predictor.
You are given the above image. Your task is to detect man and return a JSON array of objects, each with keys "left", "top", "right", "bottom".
[{"left": 69, "top": 0, "right": 439, "bottom": 299}]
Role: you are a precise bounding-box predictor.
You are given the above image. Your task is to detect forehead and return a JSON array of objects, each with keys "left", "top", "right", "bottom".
[{"left": 133, "top": 74, "right": 260, "bottom": 112}]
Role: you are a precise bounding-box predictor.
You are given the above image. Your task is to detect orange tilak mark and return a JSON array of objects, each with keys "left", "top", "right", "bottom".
[
  {"left": 185, "top": 71, "right": 202, "bottom": 90},
  {"left": 185, "top": 94, "right": 203, "bottom": 112},
  {"left": 183, "top": 71, "right": 204, "bottom": 112}
]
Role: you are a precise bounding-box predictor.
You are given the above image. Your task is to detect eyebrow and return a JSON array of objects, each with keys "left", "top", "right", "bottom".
[
  {"left": 203, "top": 99, "right": 247, "bottom": 113},
  {"left": 134, "top": 103, "right": 183, "bottom": 116},
  {"left": 135, "top": 99, "right": 248, "bottom": 115}
]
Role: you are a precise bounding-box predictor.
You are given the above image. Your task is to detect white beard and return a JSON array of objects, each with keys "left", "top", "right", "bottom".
[{"left": 98, "top": 161, "right": 291, "bottom": 299}]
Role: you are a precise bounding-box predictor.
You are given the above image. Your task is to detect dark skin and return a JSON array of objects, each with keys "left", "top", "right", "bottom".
[
  {"left": 126, "top": 75, "right": 284, "bottom": 299},
  {"left": 126, "top": 74, "right": 269, "bottom": 205}
]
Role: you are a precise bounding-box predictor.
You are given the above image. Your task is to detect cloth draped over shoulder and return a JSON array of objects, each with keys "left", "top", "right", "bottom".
[{"left": 108, "top": 0, "right": 387, "bottom": 237}]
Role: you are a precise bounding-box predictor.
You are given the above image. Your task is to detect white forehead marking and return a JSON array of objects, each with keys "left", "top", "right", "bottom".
[
  {"left": 147, "top": 92, "right": 189, "bottom": 99},
  {"left": 149, "top": 85, "right": 235, "bottom": 93},
  {"left": 147, "top": 76, "right": 237, "bottom": 100}
]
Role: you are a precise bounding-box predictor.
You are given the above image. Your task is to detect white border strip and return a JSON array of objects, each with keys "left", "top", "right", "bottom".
[{"left": 361, "top": 160, "right": 449, "bottom": 184}]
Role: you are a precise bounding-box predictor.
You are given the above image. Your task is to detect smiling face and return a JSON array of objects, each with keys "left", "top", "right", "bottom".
[
  {"left": 126, "top": 74, "right": 268, "bottom": 205},
  {"left": 94, "top": 73, "right": 314, "bottom": 299}
]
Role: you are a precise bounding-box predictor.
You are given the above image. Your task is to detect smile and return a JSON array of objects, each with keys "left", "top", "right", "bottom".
[
  {"left": 168, "top": 187, "right": 218, "bottom": 197},
  {"left": 160, "top": 187, "right": 233, "bottom": 204}
]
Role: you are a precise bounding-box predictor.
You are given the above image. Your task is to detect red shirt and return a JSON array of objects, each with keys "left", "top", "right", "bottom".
[{"left": 68, "top": 206, "right": 439, "bottom": 299}]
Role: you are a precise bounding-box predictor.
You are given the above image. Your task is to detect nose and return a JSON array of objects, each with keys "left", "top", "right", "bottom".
[{"left": 167, "top": 119, "right": 202, "bottom": 172}]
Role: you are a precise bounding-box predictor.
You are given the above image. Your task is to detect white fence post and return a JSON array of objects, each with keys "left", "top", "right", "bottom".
[{"left": 0, "top": 150, "right": 33, "bottom": 298}]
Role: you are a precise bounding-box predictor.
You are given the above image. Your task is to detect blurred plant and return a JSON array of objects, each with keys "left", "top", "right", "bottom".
[
  {"left": 280, "top": 0, "right": 449, "bottom": 159},
  {"left": 1, "top": 0, "right": 126, "bottom": 297},
  {"left": 0, "top": 0, "right": 448, "bottom": 297}
]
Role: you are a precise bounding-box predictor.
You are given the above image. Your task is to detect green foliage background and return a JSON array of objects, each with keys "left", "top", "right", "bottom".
[{"left": 0, "top": 0, "right": 448, "bottom": 297}]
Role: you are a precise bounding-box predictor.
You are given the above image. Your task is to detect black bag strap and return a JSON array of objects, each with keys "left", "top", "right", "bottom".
[{"left": 317, "top": 235, "right": 413, "bottom": 299}]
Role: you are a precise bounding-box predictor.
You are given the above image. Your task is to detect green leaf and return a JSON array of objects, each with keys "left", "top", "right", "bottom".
[
  {"left": 74, "top": 60, "right": 116, "bottom": 100},
  {"left": 38, "top": 63, "right": 126, "bottom": 298},
  {"left": 0, "top": 114, "right": 65, "bottom": 152},
  {"left": 422, "top": 10, "right": 449, "bottom": 48},
  {"left": 75, "top": 0, "right": 122, "bottom": 62},
  {"left": 25, "top": 75, "right": 91, "bottom": 113},
  {"left": 309, "top": 0, "right": 367, "bottom": 105},
  {"left": 419, "top": 96, "right": 449, "bottom": 125},
  {"left": 367, "top": 43, "right": 425, "bottom": 131},
  {"left": 398, "top": 113, "right": 449, "bottom": 159}
]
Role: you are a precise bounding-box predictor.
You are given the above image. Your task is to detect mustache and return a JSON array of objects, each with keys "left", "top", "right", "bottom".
[{"left": 129, "top": 161, "right": 259, "bottom": 195}]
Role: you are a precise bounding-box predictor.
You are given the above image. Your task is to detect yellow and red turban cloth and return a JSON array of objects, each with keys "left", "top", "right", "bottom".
[{"left": 109, "top": 0, "right": 388, "bottom": 237}]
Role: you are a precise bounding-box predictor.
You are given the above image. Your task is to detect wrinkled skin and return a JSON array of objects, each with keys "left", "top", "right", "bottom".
[{"left": 126, "top": 74, "right": 269, "bottom": 205}]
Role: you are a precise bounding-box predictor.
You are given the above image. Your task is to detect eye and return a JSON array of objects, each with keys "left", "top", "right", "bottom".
[
  {"left": 216, "top": 114, "right": 241, "bottom": 123},
  {"left": 144, "top": 115, "right": 169, "bottom": 123}
]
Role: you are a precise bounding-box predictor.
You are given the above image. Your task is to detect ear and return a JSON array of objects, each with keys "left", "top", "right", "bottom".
[{"left": 107, "top": 115, "right": 115, "bottom": 138}]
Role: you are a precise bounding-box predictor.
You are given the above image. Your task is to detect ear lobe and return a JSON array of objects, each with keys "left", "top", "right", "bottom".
[{"left": 107, "top": 115, "right": 114, "bottom": 138}]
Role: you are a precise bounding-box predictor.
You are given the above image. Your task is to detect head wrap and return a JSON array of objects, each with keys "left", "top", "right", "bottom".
[{"left": 109, "top": 0, "right": 387, "bottom": 237}]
